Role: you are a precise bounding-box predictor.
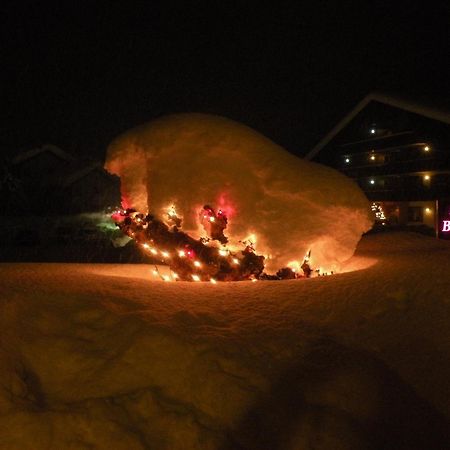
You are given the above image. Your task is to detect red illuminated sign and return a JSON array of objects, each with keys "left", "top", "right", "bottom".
[{"left": 443, "top": 220, "right": 450, "bottom": 232}]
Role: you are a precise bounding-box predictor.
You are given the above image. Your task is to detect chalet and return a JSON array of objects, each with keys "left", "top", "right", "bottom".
[
  {"left": 9, "top": 144, "right": 75, "bottom": 213},
  {"left": 10, "top": 145, "right": 120, "bottom": 215},
  {"left": 12, "top": 144, "right": 75, "bottom": 183},
  {"left": 305, "top": 93, "right": 450, "bottom": 239},
  {"left": 62, "top": 162, "right": 120, "bottom": 213}
]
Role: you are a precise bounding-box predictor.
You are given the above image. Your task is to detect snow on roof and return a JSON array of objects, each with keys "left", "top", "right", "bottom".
[
  {"left": 62, "top": 161, "right": 111, "bottom": 187},
  {"left": 305, "top": 92, "right": 450, "bottom": 160},
  {"left": 12, "top": 144, "right": 75, "bottom": 165}
]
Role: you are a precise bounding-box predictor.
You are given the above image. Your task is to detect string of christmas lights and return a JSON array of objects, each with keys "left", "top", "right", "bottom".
[
  {"left": 371, "top": 202, "right": 386, "bottom": 225},
  {"left": 112, "top": 205, "right": 319, "bottom": 282}
]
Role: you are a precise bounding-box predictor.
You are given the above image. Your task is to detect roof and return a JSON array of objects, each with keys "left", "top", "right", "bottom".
[
  {"left": 12, "top": 144, "right": 75, "bottom": 165},
  {"left": 305, "top": 92, "right": 450, "bottom": 160},
  {"left": 63, "top": 162, "right": 113, "bottom": 187}
]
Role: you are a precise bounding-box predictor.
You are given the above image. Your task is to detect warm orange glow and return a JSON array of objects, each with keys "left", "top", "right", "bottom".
[
  {"left": 114, "top": 196, "right": 366, "bottom": 282},
  {"left": 167, "top": 205, "right": 178, "bottom": 217},
  {"left": 287, "top": 260, "right": 301, "bottom": 272}
]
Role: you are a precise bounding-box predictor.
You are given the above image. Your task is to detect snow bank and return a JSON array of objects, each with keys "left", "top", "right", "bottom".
[
  {"left": 105, "top": 114, "right": 372, "bottom": 272},
  {"left": 1, "top": 232, "right": 449, "bottom": 449}
]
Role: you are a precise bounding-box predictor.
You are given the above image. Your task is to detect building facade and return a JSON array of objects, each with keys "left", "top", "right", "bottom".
[
  {"left": 305, "top": 93, "right": 450, "bottom": 239},
  {"left": 9, "top": 144, "right": 120, "bottom": 215}
]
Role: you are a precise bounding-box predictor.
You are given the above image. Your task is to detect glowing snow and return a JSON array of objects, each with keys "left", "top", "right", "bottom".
[{"left": 105, "top": 114, "right": 372, "bottom": 272}]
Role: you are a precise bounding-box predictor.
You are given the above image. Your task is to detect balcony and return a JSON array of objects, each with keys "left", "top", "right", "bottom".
[
  {"left": 339, "top": 146, "right": 450, "bottom": 178},
  {"left": 355, "top": 172, "right": 450, "bottom": 201}
]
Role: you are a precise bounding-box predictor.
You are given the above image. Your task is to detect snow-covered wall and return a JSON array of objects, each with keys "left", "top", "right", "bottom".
[{"left": 105, "top": 114, "right": 372, "bottom": 272}]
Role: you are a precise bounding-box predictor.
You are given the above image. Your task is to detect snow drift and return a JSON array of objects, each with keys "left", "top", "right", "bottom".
[
  {"left": 1, "top": 232, "right": 450, "bottom": 449},
  {"left": 105, "top": 114, "right": 372, "bottom": 273}
]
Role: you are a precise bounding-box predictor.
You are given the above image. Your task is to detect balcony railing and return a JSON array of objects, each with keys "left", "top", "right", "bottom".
[
  {"left": 342, "top": 157, "right": 450, "bottom": 178},
  {"left": 354, "top": 173, "right": 450, "bottom": 201}
]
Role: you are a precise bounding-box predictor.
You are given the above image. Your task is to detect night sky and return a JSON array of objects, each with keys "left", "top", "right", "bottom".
[{"left": 2, "top": 1, "right": 450, "bottom": 160}]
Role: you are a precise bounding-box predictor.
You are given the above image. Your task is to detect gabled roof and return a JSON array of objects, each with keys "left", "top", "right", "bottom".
[
  {"left": 12, "top": 144, "right": 75, "bottom": 165},
  {"left": 305, "top": 92, "right": 450, "bottom": 160},
  {"left": 63, "top": 162, "right": 113, "bottom": 187}
]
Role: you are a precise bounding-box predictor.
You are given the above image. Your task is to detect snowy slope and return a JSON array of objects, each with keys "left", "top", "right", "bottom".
[{"left": 0, "top": 232, "right": 449, "bottom": 449}]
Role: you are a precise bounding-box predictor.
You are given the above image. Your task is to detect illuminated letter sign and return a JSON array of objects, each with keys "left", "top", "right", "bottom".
[{"left": 443, "top": 220, "right": 450, "bottom": 232}]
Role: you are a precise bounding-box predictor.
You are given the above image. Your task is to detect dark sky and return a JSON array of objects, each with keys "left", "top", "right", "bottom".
[{"left": 2, "top": 1, "right": 450, "bottom": 159}]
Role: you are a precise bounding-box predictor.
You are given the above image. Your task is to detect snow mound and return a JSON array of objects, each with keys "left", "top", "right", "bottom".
[{"left": 105, "top": 114, "right": 372, "bottom": 272}]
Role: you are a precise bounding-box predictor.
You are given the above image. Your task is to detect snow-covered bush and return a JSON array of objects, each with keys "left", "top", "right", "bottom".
[{"left": 106, "top": 114, "right": 372, "bottom": 272}]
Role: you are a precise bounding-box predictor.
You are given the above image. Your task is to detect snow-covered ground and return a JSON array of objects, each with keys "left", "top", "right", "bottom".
[{"left": 0, "top": 231, "right": 449, "bottom": 449}]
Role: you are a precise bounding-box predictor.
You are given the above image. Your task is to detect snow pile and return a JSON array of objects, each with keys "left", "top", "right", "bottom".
[
  {"left": 105, "top": 114, "right": 372, "bottom": 272},
  {"left": 1, "top": 232, "right": 450, "bottom": 449}
]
